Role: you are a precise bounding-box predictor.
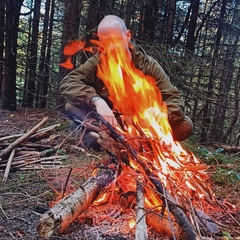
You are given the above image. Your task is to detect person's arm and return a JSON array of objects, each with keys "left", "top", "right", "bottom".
[
  {"left": 90, "top": 96, "right": 118, "bottom": 126},
  {"left": 60, "top": 55, "right": 118, "bottom": 126},
  {"left": 60, "top": 55, "right": 100, "bottom": 107}
]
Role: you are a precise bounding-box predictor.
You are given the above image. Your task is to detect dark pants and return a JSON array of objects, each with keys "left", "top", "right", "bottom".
[{"left": 65, "top": 102, "right": 193, "bottom": 141}]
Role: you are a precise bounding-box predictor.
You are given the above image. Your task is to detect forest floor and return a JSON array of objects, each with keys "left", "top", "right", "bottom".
[{"left": 0, "top": 108, "right": 239, "bottom": 240}]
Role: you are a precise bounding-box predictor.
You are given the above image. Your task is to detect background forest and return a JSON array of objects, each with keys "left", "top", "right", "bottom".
[{"left": 0, "top": 0, "right": 239, "bottom": 146}]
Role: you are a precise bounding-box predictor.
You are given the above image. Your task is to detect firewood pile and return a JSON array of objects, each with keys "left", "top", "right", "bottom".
[
  {"left": 37, "top": 115, "right": 239, "bottom": 240},
  {"left": 0, "top": 117, "right": 65, "bottom": 182}
]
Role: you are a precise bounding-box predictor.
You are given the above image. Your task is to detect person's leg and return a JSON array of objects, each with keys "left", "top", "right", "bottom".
[
  {"left": 64, "top": 102, "right": 101, "bottom": 150},
  {"left": 64, "top": 102, "right": 97, "bottom": 125},
  {"left": 170, "top": 116, "right": 193, "bottom": 141}
]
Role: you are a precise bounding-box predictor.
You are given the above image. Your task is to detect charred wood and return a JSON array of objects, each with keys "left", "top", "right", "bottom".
[{"left": 146, "top": 211, "right": 183, "bottom": 239}]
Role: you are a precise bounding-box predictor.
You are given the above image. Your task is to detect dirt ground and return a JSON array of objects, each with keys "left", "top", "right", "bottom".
[{"left": 0, "top": 108, "right": 239, "bottom": 240}]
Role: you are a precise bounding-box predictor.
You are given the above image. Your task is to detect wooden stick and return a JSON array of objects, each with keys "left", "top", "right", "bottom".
[
  {"left": 0, "top": 123, "right": 59, "bottom": 143},
  {"left": 16, "top": 156, "right": 65, "bottom": 168},
  {"left": 37, "top": 170, "right": 114, "bottom": 237},
  {"left": 2, "top": 148, "right": 16, "bottom": 183},
  {"left": 135, "top": 181, "right": 147, "bottom": 240},
  {"left": 19, "top": 165, "right": 64, "bottom": 171},
  {"left": 0, "top": 134, "right": 22, "bottom": 143},
  {"left": 0, "top": 117, "right": 49, "bottom": 161}
]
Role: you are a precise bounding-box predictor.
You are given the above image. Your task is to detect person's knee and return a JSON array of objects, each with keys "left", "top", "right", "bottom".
[
  {"left": 171, "top": 116, "right": 193, "bottom": 141},
  {"left": 64, "top": 102, "right": 89, "bottom": 123}
]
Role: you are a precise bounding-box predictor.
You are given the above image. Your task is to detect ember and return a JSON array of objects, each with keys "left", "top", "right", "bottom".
[{"left": 38, "top": 31, "right": 239, "bottom": 239}]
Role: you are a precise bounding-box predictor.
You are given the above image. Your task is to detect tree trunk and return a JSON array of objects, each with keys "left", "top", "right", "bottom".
[
  {"left": 201, "top": 0, "right": 226, "bottom": 143},
  {"left": 1, "top": 0, "right": 23, "bottom": 110},
  {"left": 141, "top": 0, "right": 159, "bottom": 42},
  {"left": 35, "top": 0, "right": 50, "bottom": 107},
  {"left": 165, "top": 0, "right": 176, "bottom": 44},
  {"left": 212, "top": 6, "right": 240, "bottom": 142},
  {"left": 57, "top": 0, "right": 81, "bottom": 106},
  {"left": 23, "top": 0, "right": 41, "bottom": 108},
  {"left": 223, "top": 66, "right": 240, "bottom": 143},
  {"left": 185, "top": 0, "right": 199, "bottom": 53},
  {"left": 0, "top": 0, "right": 6, "bottom": 98},
  {"left": 36, "top": 0, "right": 54, "bottom": 108}
]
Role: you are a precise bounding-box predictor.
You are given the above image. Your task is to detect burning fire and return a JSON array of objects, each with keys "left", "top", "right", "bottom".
[
  {"left": 93, "top": 30, "right": 213, "bottom": 205},
  {"left": 60, "top": 30, "right": 215, "bottom": 220}
]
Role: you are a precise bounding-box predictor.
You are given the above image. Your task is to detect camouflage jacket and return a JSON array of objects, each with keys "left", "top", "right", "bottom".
[{"left": 60, "top": 44, "right": 185, "bottom": 124}]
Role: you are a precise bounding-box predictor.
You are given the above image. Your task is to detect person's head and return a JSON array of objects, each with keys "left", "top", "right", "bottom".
[{"left": 97, "top": 15, "right": 131, "bottom": 50}]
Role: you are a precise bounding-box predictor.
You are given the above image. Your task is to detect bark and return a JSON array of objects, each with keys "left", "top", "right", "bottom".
[
  {"left": 36, "top": 0, "right": 54, "bottom": 108},
  {"left": 37, "top": 170, "right": 114, "bottom": 237},
  {"left": 0, "top": 0, "right": 5, "bottom": 96}
]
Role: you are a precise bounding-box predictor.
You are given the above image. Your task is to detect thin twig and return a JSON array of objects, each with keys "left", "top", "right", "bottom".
[{"left": 61, "top": 168, "right": 73, "bottom": 198}]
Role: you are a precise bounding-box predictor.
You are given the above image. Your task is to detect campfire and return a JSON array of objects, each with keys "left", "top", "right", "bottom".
[{"left": 38, "top": 32, "right": 238, "bottom": 239}]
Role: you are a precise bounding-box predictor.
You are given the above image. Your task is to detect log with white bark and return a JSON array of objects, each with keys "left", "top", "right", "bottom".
[
  {"left": 37, "top": 169, "right": 114, "bottom": 237},
  {"left": 135, "top": 181, "right": 147, "bottom": 240}
]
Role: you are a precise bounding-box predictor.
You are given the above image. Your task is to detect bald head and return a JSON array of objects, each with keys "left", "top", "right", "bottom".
[
  {"left": 97, "top": 15, "right": 132, "bottom": 60},
  {"left": 98, "top": 15, "right": 127, "bottom": 36}
]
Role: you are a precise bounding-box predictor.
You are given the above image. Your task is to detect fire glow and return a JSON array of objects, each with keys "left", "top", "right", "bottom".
[
  {"left": 55, "top": 32, "right": 222, "bottom": 238},
  {"left": 93, "top": 29, "right": 212, "bottom": 204}
]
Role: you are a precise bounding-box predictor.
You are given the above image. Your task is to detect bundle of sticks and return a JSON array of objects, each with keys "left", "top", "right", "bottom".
[{"left": 0, "top": 117, "right": 65, "bottom": 182}]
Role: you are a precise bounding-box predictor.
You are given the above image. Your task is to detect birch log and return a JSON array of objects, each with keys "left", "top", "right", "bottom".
[
  {"left": 135, "top": 181, "right": 147, "bottom": 240},
  {"left": 37, "top": 169, "right": 114, "bottom": 237}
]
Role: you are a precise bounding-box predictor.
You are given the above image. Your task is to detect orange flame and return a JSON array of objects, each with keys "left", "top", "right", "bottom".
[
  {"left": 128, "top": 219, "right": 136, "bottom": 229},
  {"left": 59, "top": 40, "right": 87, "bottom": 69},
  {"left": 60, "top": 30, "right": 213, "bottom": 210},
  {"left": 94, "top": 29, "right": 212, "bottom": 205}
]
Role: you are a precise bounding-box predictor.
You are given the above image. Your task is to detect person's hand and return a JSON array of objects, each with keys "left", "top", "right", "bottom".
[
  {"left": 94, "top": 98, "right": 118, "bottom": 127},
  {"left": 145, "top": 107, "right": 168, "bottom": 123}
]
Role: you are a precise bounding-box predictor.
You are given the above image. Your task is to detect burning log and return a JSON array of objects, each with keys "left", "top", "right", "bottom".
[
  {"left": 37, "top": 169, "right": 114, "bottom": 238},
  {"left": 146, "top": 211, "right": 183, "bottom": 238}
]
